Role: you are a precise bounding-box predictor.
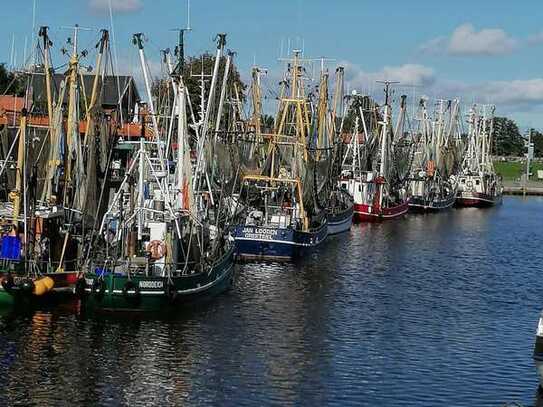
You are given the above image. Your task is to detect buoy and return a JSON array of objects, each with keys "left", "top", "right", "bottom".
[
  {"left": 534, "top": 310, "right": 543, "bottom": 390},
  {"left": 33, "top": 277, "right": 54, "bottom": 296}
]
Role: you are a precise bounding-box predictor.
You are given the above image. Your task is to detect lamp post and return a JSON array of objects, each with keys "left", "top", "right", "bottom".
[{"left": 525, "top": 129, "right": 534, "bottom": 195}]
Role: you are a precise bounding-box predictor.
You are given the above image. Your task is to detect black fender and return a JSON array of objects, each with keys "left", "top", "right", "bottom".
[
  {"left": 122, "top": 280, "right": 140, "bottom": 300},
  {"left": 1, "top": 273, "right": 15, "bottom": 293},
  {"left": 92, "top": 279, "right": 106, "bottom": 299},
  {"left": 75, "top": 278, "right": 88, "bottom": 298}
]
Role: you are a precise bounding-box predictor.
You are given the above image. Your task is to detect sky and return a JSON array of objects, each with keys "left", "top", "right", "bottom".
[{"left": 1, "top": 0, "right": 543, "bottom": 129}]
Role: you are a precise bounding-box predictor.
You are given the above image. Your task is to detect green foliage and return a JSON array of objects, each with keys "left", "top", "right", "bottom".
[
  {"left": 182, "top": 53, "right": 247, "bottom": 110},
  {"left": 531, "top": 129, "right": 543, "bottom": 158},
  {"left": 494, "top": 160, "right": 543, "bottom": 180},
  {"left": 340, "top": 95, "right": 380, "bottom": 133},
  {"left": 493, "top": 117, "right": 525, "bottom": 156},
  {"left": 0, "top": 64, "right": 24, "bottom": 96}
]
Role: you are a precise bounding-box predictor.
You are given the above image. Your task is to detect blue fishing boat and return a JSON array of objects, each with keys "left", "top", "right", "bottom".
[{"left": 233, "top": 51, "right": 330, "bottom": 260}]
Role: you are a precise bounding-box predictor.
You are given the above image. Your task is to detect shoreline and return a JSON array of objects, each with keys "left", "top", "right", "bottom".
[{"left": 503, "top": 181, "right": 543, "bottom": 196}]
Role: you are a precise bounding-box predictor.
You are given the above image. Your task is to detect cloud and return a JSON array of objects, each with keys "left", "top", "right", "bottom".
[
  {"left": 467, "top": 79, "right": 543, "bottom": 107},
  {"left": 340, "top": 62, "right": 436, "bottom": 90},
  {"left": 420, "top": 23, "right": 518, "bottom": 56},
  {"left": 527, "top": 32, "right": 543, "bottom": 45},
  {"left": 339, "top": 60, "right": 543, "bottom": 119},
  {"left": 88, "top": 0, "right": 143, "bottom": 14}
]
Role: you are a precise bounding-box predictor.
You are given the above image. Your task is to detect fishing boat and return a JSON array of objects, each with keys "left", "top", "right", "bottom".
[
  {"left": 233, "top": 51, "right": 328, "bottom": 260},
  {"left": 323, "top": 67, "right": 353, "bottom": 234},
  {"left": 0, "top": 26, "right": 113, "bottom": 305},
  {"left": 340, "top": 83, "right": 410, "bottom": 222},
  {"left": 456, "top": 104, "right": 503, "bottom": 207},
  {"left": 78, "top": 32, "right": 235, "bottom": 311},
  {"left": 326, "top": 189, "right": 354, "bottom": 234},
  {"left": 409, "top": 99, "right": 461, "bottom": 212}
]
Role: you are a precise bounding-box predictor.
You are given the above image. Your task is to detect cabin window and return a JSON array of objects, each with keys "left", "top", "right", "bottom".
[
  {"left": 461, "top": 179, "right": 465, "bottom": 184},
  {"left": 358, "top": 185, "right": 362, "bottom": 192},
  {"left": 475, "top": 180, "right": 480, "bottom": 185},
  {"left": 341, "top": 183, "right": 347, "bottom": 189}
]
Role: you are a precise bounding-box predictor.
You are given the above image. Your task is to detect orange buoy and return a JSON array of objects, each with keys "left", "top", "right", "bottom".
[{"left": 33, "top": 277, "right": 54, "bottom": 296}]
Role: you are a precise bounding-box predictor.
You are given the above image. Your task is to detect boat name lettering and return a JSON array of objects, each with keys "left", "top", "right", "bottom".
[
  {"left": 242, "top": 227, "right": 279, "bottom": 240},
  {"left": 139, "top": 280, "right": 164, "bottom": 289}
]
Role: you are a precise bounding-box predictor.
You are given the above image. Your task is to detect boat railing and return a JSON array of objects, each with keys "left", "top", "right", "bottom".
[
  {"left": 89, "top": 241, "right": 234, "bottom": 278},
  {"left": 87, "top": 257, "right": 225, "bottom": 278},
  {"left": 0, "top": 257, "right": 79, "bottom": 274}
]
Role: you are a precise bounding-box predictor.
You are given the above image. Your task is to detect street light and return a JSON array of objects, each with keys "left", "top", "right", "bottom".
[{"left": 525, "top": 129, "right": 534, "bottom": 187}]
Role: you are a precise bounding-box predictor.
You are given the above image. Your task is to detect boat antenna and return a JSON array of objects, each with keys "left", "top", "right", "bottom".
[{"left": 376, "top": 80, "right": 400, "bottom": 106}]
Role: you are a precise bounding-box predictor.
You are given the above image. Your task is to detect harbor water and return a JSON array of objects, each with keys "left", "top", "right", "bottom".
[{"left": 1, "top": 196, "right": 542, "bottom": 406}]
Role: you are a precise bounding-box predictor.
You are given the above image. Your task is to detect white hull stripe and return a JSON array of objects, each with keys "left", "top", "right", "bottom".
[
  {"left": 234, "top": 237, "right": 323, "bottom": 247},
  {"left": 354, "top": 210, "right": 407, "bottom": 218},
  {"left": 83, "top": 264, "right": 234, "bottom": 297}
]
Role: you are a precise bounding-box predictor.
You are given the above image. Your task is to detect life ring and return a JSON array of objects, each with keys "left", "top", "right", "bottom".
[
  {"left": 122, "top": 280, "right": 140, "bottom": 300},
  {"left": 92, "top": 279, "right": 106, "bottom": 298},
  {"left": 75, "top": 278, "right": 88, "bottom": 298},
  {"left": 147, "top": 240, "right": 166, "bottom": 260}
]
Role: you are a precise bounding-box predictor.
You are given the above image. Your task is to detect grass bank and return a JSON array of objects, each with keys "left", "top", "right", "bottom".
[{"left": 494, "top": 160, "right": 543, "bottom": 181}]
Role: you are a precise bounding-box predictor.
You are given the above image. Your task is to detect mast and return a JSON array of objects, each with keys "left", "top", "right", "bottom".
[
  {"left": 377, "top": 81, "right": 398, "bottom": 208},
  {"left": 64, "top": 26, "right": 81, "bottom": 199},
  {"left": 214, "top": 49, "right": 233, "bottom": 138},
  {"left": 88, "top": 30, "right": 109, "bottom": 116},
  {"left": 11, "top": 109, "right": 27, "bottom": 223},
  {"left": 133, "top": 33, "right": 160, "bottom": 138},
  {"left": 316, "top": 69, "right": 329, "bottom": 155},
  {"left": 38, "top": 26, "right": 54, "bottom": 126},
  {"left": 251, "top": 66, "right": 263, "bottom": 135},
  {"left": 331, "top": 66, "right": 344, "bottom": 137},
  {"left": 203, "top": 33, "right": 226, "bottom": 138}
]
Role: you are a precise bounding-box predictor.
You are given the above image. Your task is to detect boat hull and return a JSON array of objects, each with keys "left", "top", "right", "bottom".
[
  {"left": 455, "top": 191, "right": 502, "bottom": 207},
  {"left": 327, "top": 205, "right": 353, "bottom": 235},
  {"left": 0, "top": 271, "right": 78, "bottom": 307},
  {"left": 233, "top": 221, "right": 328, "bottom": 261},
  {"left": 353, "top": 200, "right": 409, "bottom": 222},
  {"left": 409, "top": 192, "right": 456, "bottom": 212},
  {"left": 80, "top": 246, "right": 235, "bottom": 312}
]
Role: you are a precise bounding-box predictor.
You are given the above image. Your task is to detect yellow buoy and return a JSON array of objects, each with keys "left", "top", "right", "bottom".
[{"left": 33, "top": 277, "right": 55, "bottom": 296}]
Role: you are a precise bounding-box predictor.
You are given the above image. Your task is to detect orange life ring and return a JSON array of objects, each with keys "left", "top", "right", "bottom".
[
  {"left": 426, "top": 160, "right": 435, "bottom": 177},
  {"left": 147, "top": 240, "right": 166, "bottom": 260}
]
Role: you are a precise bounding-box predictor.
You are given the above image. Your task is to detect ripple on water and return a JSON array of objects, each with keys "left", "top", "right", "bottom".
[{"left": 0, "top": 197, "right": 542, "bottom": 406}]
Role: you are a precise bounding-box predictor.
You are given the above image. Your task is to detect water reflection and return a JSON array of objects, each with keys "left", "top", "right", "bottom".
[{"left": 0, "top": 197, "right": 542, "bottom": 406}]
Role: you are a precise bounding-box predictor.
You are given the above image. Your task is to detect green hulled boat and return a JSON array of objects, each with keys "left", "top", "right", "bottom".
[
  {"left": 78, "top": 244, "right": 234, "bottom": 311},
  {"left": 76, "top": 32, "right": 238, "bottom": 311}
]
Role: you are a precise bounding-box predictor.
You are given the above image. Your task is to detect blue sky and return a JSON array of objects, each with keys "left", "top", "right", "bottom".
[{"left": 1, "top": 0, "right": 543, "bottom": 129}]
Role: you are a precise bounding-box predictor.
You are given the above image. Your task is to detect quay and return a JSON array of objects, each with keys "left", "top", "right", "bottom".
[{"left": 503, "top": 181, "right": 543, "bottom": 196}]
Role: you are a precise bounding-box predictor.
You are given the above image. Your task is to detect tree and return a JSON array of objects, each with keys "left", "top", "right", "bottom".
[
  {"left": 182, "top": 53, "right": 246, "bottom": 111},
  {"left": 493, "top": 117, "right": 525, "bottom": 156},
  {"left": 531, "top": 129, "right": 543, "bottom": 158},
  {"left": 152, "top": 53, "right": 247, "bottom": 122},
  {"left": 0, "top": 64, "right": 24, "bottom": 96}
]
